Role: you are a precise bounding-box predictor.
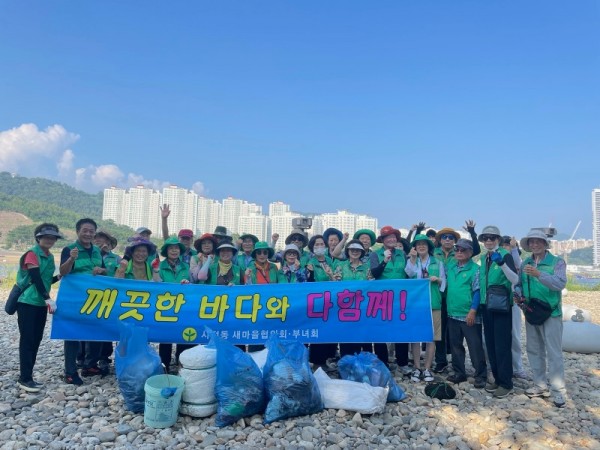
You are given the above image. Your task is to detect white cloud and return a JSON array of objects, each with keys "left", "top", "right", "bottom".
[
  {"left": 0, "top": 123, "right": 80, "bottom": 174},
  {"left": 0, "top": 123, "right": 208, "bottom": 194}
]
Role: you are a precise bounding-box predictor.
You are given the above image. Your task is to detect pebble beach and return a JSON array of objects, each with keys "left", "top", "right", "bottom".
[{"left": 0, "top": 288, "right": 599, "bottom": 450}]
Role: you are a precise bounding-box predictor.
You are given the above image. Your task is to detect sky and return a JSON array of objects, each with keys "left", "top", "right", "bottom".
[{"left": 0, "top": 1, "right": 599, "bottom": 239}]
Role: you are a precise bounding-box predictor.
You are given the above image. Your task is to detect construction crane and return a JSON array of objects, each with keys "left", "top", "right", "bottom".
[{"left": 564, "top": 220, "right": 582, "bottom": 266}]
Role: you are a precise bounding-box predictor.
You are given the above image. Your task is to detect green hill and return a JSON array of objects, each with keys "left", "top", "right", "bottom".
[{"left": 0, "top": 172, "right": 134, "bottom": 251}]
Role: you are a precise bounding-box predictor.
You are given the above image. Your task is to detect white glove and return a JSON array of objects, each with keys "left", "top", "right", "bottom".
[
  {"left": 384, "top": 249, "right": 392, "bottom": 262},
  {"left": 46, "top": 300, "right": 57, "bottom": 314}
]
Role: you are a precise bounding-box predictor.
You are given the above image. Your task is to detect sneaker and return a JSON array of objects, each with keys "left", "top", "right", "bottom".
[
  {"left": 493, "top": 386, "right": 514, "bottom": 398},
  {"left": 398, "top": 365, "right": 413, "bottom": 376},
  {"left": 65, "top": 373, "right": 83, "bottom": 386},
  {"left": 422, "top": 369, "right": 434, "bottom": 382},
  {"left": 553, "top": 393, "right": 566, "bottom": 408},
  {"left": 485, "top": 382, "right": 498, "bottom": 393},
  {"left": 81, "top": 366, "right": 108, "bottom": 377},
  {"left": 446, "top": 374, "right": 467, "bottom": 384},
  {"left": 525, "top": 385, "right": 550, "bottom": 398},
  {"left": 410, "top": 369, "right": 422, "bottom": 382},
  {"left": 433, "top": 362, "right": 448, "bottom": 374},
  {"left": 17, "top": 379, "right": 41, "bottom": 393},
  {"left": 474, "top": 379, "right": 486, "bottom": 389},
  {"left": 513, "top": 370, "right": 531, "bottom": 380}
]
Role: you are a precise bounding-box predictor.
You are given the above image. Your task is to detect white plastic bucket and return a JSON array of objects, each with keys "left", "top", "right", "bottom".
[{"left": 144, "top": 374, "right": 185, "bottom": 428}]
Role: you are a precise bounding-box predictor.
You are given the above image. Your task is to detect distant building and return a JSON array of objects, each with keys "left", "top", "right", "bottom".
[{"left": 591, "top": 188, "right": 600, "bottom": 266}]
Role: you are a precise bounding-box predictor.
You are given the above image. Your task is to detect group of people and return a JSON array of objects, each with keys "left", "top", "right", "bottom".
[{"left": 13, "top": 211, "right": 568, "bottom": 409}]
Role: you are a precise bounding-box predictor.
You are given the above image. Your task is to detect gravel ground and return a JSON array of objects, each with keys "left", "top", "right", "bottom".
[{"left": 0, "top": 289, "right": 599, "bottom": 450}]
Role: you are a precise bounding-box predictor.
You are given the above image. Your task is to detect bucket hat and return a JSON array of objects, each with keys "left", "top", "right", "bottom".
[
  {"left": 215, "top": 243, "right": 238, "bottom": 256},
  {"left": 193, "top": 233, "right": 218, "bottom": 252},
  {"left": 478, "top": 225, "right": 502, "bottom": 242},
  {"left": 240, "top": 233, "right": 259, "bottom": 244},
  {"left": 136, "top": 227, "right": 152, "bottom": 235},
  {"left": 285, "top": 229, "right": 308, "bottom": 247},
  {"left": 323, "top": 228, "right": 343, "bottom": 244},
  {"left": 161, "top": 236, "right": 186, "bottom": 257},
  {"left": 435, "top": 228, "right": 460, "bottom": 243},
  {"left": 376, "top": 226, "right": 402, "bottom": 243},
  {"left": 282, "top": 243, "right": 301, "bottom": 259},
  {"left": 251, "top": 241, "right": 274, "bottom": 259},
  {"left": 520, "top": 229, "right": 551, "bottom": 252},
  {"left": 95, "top": 230, "right": 117, "bottom": 248},
  {"left": 411, "top": 234, "right": 434, "bottom": 253},
  {"left": 213, "top": 226, "right": 230, "bottom": 238},
  {"left": 353, "top": 229, "right": 376, "bottom": 246},
  {"left": 125, "top": 237, "right": 157, "bottom": 259}
]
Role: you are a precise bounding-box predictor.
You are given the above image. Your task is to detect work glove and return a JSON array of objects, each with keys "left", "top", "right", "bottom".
[
  {"left": 46, "top": 300, "right": 57, "bottom": 314},
  {"left": 151, "top": 256, "right": 160, "bottom": 271},
  {"left": 490, "top": 251, "right": 504, "bottom": 265}
]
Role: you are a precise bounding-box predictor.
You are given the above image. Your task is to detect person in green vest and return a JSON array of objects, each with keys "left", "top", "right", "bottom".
[
  {"left": 305, "top": 235, "right": 339, "bottom": 372},
  {"left": 244, "top": 241, "right": 278, "bottom": 285},
  {"left": 190, "top": 233, "right": 218, "bottom": 283},
  {"left": 276, "top": 229, "right": 311, "bottom": 267},
  {"left": 432, "top": 221, "right": 481, "bottom": 374},
  {"left": 160, "top": 203, "right": 197, "bottom": 265},
  {"left": 237, "top": 233, "right": 258, "bottom": 270},
  {"left": 478, "top": 225, "right": 519, "bottom": 399},
  {"left": 153, "top": 237, "right": 191, "bottom": 372},
  {"left": 369, "top": 225, "right": 410, "bottom": 373},
  {"left": 200, "top": 242, "right": 245, "bottom": 286},
  {"left": 518, "top": 229, "right": 568, "bottom": 408},
  {"left": 353, "top": 229, "right": 377, "bottom": 264},
  {"left": 16, "top": 223, "right": 64, "bottom": 392},
  {"left": 445, "top": 238, "right": 487, "bottom": 389},
  {"left": 405, "top": 234, "right": 446, "bottom": 383},
  {"left": 338, "top": 239, "right": 375, "bottom": 359},
  {"left": 59, "top": 218, "right": 106, "bottom": 385},
  {"left": 277, "top": 244, "right": 309, "bottom": 283},
  {"left": 114, "top": 237, "right": 156, "bottom": 281},
  {"left": 93, "top": 230, "right": 121, "bottom": 371}
]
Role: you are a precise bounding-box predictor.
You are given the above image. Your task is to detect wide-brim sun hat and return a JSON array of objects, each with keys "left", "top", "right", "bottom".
[
  {"left": 435, "top": 227, "right": 460, "bottom": 243},
  {"left": 216, "top": 243, "right": 238, "bottom": 256},
  {"left": 478, "top": 225, "right": 502, "bottom": 242},
  {"left": 193, "top": 233, "right": 218, "bottom": 252},
  {"left": 95, "top": 230, "right": 117, "bottom": 248},
  {"left": 240, "top": 233, "right": 259, "bottom": 244},
  {"left": 520, "top": 229, "right": 551, "bottom": 252},
  {"left": 161, "top": 236, "right": 186, "bottom": 257},
  {"left": 282, "top": 243, "right": 301, "bottom": 259},
  {"left": 411, "top": 234, "right": 434, "bottom": 253},
  {"left": 213, "top": 226, "right": 230, "bottom": 238},
  {"left": 251, "top": 241, "right": 274, "bottom": 259},
  {"left": 353, "top": 229, "right": 376, "bottom": 246},
  {"left": 285, "top": 229, "right": 308, "bottom": 247},
  {"left": 376, "top": 226, "right": 402, "bottom": 243},
  {"left": 125, "top": 237, "right": 157, "bottom": 258},
  {"left": 344, "top": 239, "right": 366, "bottom": 258}
]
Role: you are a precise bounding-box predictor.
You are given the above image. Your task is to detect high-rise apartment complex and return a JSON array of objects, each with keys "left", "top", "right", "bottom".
[
  {"left": 102, "top": 188, "right": 378, "bottom": 248},
  {"left": 592, "top": 189, "right": 600, "bottom": 266}
]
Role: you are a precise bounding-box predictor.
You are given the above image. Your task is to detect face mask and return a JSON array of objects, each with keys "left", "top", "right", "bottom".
[{"left": 313, "top": 247, "right": 326, "bottom": 256}]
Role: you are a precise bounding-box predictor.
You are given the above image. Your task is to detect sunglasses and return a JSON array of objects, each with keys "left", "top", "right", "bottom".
[
  {"left": 255, "top": 250, "right": 269, "bottom": 255},
  {"left": 481, "top": 235, "right": 497, "bottom": 242},
  {"left": 348, "top": 248, "right": 362, "bottom": 253},
  {"left": 440, "top": 234, "right": 456, "bottom": 240},
  {"left": 454, "top": 247, "right": 469, "bottom": 253}
]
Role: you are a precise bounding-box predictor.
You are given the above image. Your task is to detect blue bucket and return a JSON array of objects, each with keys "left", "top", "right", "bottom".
[{"left": 144, "top": 374, "right": 185, "bottom": 428}]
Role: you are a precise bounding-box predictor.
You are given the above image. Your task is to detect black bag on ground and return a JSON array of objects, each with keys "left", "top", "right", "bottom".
[
  {"left": 5, "top": 284, "right": 23, "bottom": 315},
  {"left": 486, "top": 284, "right": 511, "bottom": 313},
  {"left": 523, "top": 297, "right": 553, "bottom": 326},
  {"left": 424, "top": 382, "right": 456, "bottom": 400}
]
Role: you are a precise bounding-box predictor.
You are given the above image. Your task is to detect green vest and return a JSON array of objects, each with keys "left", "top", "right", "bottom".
[
  {"left": 158, "top": 259, "right": 190, "bottom": 283},
  {"left": 374, "top": 247, "right": 407, "bottom": 279},
  {"left": 208, "top": 262, "right": 243, "bottom": 285},
  {"left": 339, "top": 260, "right": 370, "bottom": 281},
  {"left": 247, "top": 261, "right": 279, "bottom": 284},
  {"left": 447, "top": 260, "right": 479, "bottom": 317},
  {"left": 307, "top": 256, "right": 337, "bottom": 282},
  {"left": 520, "top": 252, "right": 563, "bottom": 317},
  {"left": 299, "top": 249, "right": 311, "bottom": 268},
  {"left": 479, "top": 248, "right": 512, "bottom": 305},
  {"left": 124, "top": 260, "right": 153, "bottom": 280},
  {"left": 66, "top": 241, "right": 103, "bottom": 275},
  {"left": 236, "top": 252, "right": 254, "bottom": 271},
  {"left": 434, "top": 247, "right": 457, "bottom": 270},
  {"left": 407, "top": 256, "right": 443, "bottom": 310},
  {"left": 103, "top": 251, "right": 120, "bottom": 277},
  {"left": 17, "top": 245, "right": 55, "bottom": 307}
]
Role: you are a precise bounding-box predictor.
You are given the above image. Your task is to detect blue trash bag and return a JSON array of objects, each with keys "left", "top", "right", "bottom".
[
  {"left": 115, "top": 322, "right": 163, "bottom": 413},
  {"left": 338, "top": 351, "right": 406, "bottom": 402},
  {"left": 263, "top": 335, "right": 323, "bottom": 424},
  {"left": 211, "top": 332, "right": 265, "bottom": 427}
]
